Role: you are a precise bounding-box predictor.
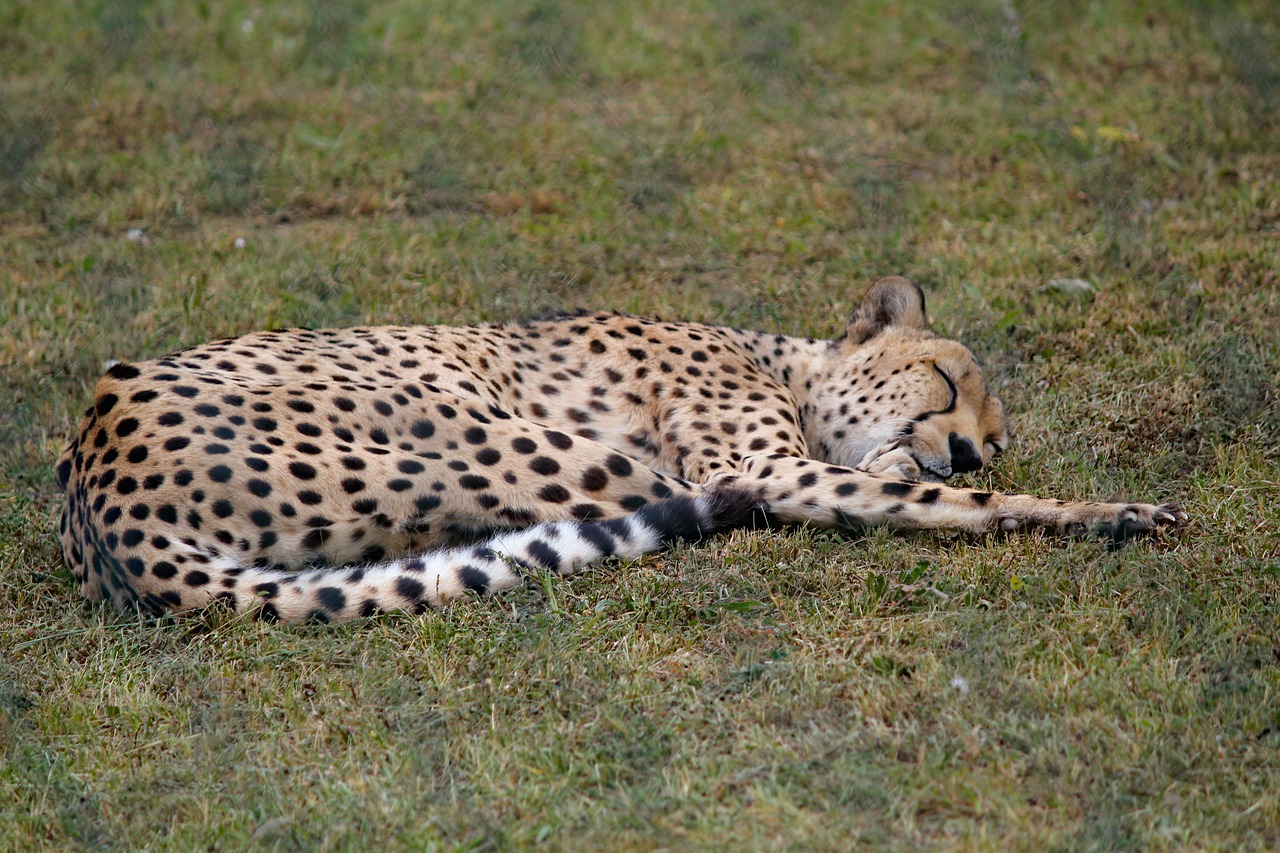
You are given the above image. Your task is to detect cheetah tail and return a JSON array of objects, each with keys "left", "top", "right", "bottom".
[{"left": 205, "top": 484, "right": 764, "bottom": 623}]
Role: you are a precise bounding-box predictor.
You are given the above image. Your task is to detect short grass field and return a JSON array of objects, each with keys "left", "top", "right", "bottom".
[{"left": 2, "top": 0, "right": 1279, "bottom": 848}]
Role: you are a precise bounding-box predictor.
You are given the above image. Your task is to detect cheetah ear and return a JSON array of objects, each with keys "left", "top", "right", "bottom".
[{"left": 842, "top": 276, "right": 929, "bottom": 345}]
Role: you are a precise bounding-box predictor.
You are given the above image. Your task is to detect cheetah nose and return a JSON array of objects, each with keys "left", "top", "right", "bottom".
[{"left": 948, "top": 433, "right": 983, "bottom": 474}]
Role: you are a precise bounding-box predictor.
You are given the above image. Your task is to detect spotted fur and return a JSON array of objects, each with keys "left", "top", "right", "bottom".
[{"left": 57, "top": 277, "right": 1186, "bottom": 622}]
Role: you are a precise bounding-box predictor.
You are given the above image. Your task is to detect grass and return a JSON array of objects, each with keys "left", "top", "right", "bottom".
[{"left": 2, "top": 0, "right": 1279, "bottom": 848}]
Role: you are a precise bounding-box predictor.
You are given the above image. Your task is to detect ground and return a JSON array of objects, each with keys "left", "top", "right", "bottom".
[{"left": 1, "top": 0, "right": 1279, "bottom": 848}]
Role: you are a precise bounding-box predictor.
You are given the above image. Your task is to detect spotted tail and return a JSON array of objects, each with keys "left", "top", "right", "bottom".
[{"left": 147, "top": 486, "right": 762, "bottom": 623}]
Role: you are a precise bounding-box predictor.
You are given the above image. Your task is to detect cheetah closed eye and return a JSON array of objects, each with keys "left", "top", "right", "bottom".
[{"left": 57, "top": 276, "right": 1187, "bottom": 623}]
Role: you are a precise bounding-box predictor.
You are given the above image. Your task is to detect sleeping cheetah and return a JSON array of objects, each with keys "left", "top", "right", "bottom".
[{"left": 57, "top": 277, "right": 1186, "bottom": 623}]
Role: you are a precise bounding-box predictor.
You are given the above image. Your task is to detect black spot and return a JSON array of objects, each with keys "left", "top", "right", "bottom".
[
  {"left": 580, "top": 467, "right": 609, "bottom": 491},
  {"left": 798, "top": 472, "right": 818, "bottom": 488},
  {"left": 526, "top": 540, "right": 561, "bottom": 572},
  {"left": 388, "top": 479, "right": 413, "bottom": 492},
  {"left": 538, "top": 484, "right": 571, "bottom": 503},
  {"left": 571, "top": 503, "right": 605, "bottom": 521},
  {"left": 107, "top": 362, "right": 141, "bottom": 380},
  {"left": 95, "top": 394, "right": 119, "bottom": 416},
  {"left": 121, "top": 529, "right": 144, "bottom": 547},
  {"left": 249, "top": 509, "right": 273, "bottom": 528},
  {"left": 286, "top": 399, "right": 315, "bottom": 414},
  {"left": 881, "top": 481, "right": 913, "bottom": 497},
  {"left": 530, "top": 456, "right": 561, "bottom": 476},
  {"left": 342, "top": 477, "right": 367, "bottom": 494},
  {"left": 512, "top": 437, "right": 537, "bottom": 454},
  {"left": 919, "top": 488, "right": 941, "bottom": 504},
  {"left": 116, "top": 477, "right": 137, "bottom": 495},
  {"left": 301, "top": 529, "right": 331, "bottom": 549},
  {"left": 459, "top": 475, "right": 490, "bottom": 490},
  {"left": 211, "top": 499, "right": 234, "bottom": 518},
  {"left": 115, "top": 418, "right": 140, "bottom": 437},
  {"left": 153, "top": 561, "right": 178, "bottom": 579},
  {"left": 475, "top": 448, "right": 501, "bottom": 466},
  {"left": 317, "top": 587, "right": 346, "bottom": 613},
  {"left": 296, "top": 423, "right": 323, "bottom": 437},
  {"left": 545, "top": 430, "right": 573, "bottom": 450},
  {"left": 184, "top": 571, "right": 211, "bottom": 587},
  {"left": 458, "top": 566, "right": 490, "bottom": 593},
  {"left": 577, "top": 523, "right": 617, "bottom": 555},
  {"left": 340, "top": 456, "right": 366, "bottom": 470},
  {"left": 373, "top": 400, "right": 394, "bottom": 416},
  {"left": 396, "top": 577, "right": 425, "bottom": 602},
  {"left": 157, "top": 505, "right": 178, "bottom": 524},
  {"left": 411, "top": 419, "right": 435, "bottom": 439},
  {"left": 173, "top": 386, "right": 199, "bottom": 398},
  {"left": 247, "top": 479, "right": 272, "bottom": 498},
  {"left": 971, "top": 491, "right": 993, "bottom": 506},
  {"left": 253, "top": 417, "right": 278, "bottom": 432},
  {"left": 194, "top": 403, "right": 220, "bottom": 417},
  {"left": 334, "top": 396, "right": 357, "bottom": 412},
  {"left": 126, "top": 445, "right": 148, "bottom": 464},
  {"left": 297, "top": 490, "right": 323, "bottom": 505},
  {"left": 397, "top": 459, "right": 425, "bottom": 475},
  {"left": 835, "top": 482, "right": 858, "bottom": 497},
  {"left": 129, "top": 504, "right": 150, "bottom": 521},
  {"left": 289, "top": 461, "right": 317, "bottom": 480},
  {"left": 605, "top": 454, "right": 633, "bottom": 477},
  {"left": 464, "top": 427, "right": 487, "bottom": 445},
  {"left": 208, "top": 465, "right": 233, "bottom": 483}
]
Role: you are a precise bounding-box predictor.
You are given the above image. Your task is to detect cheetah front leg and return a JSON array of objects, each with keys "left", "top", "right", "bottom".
[{"left": 718, "top": 454, "right": 1186, "bottom": 541}]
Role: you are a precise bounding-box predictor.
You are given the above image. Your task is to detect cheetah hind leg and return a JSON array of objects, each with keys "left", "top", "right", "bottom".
[{"left": 202, "top": 486, "right": 761, "bottom": 623}]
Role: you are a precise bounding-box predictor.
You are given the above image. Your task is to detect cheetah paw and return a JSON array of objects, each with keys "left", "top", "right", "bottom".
[
  {"left": 855, "top": 446, "right": 921, "bottom": 481},
  {"left": 1081, "top": 502, "right": 1188, "bottom": 543}
]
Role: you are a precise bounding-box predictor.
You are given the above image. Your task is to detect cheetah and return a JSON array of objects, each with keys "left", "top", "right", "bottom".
[{"left": 57, "top": 277, "right": 1186, "bottom": 623}]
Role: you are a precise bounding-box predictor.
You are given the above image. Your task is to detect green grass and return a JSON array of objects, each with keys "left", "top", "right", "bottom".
[{"left": 2, "top": 0, "right": 1279, "bottom": 848}]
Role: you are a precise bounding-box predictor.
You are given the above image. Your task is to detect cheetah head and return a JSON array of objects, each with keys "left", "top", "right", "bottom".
[{"left": 804, "top": 276, "right": 1008, "bottom": 482}]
